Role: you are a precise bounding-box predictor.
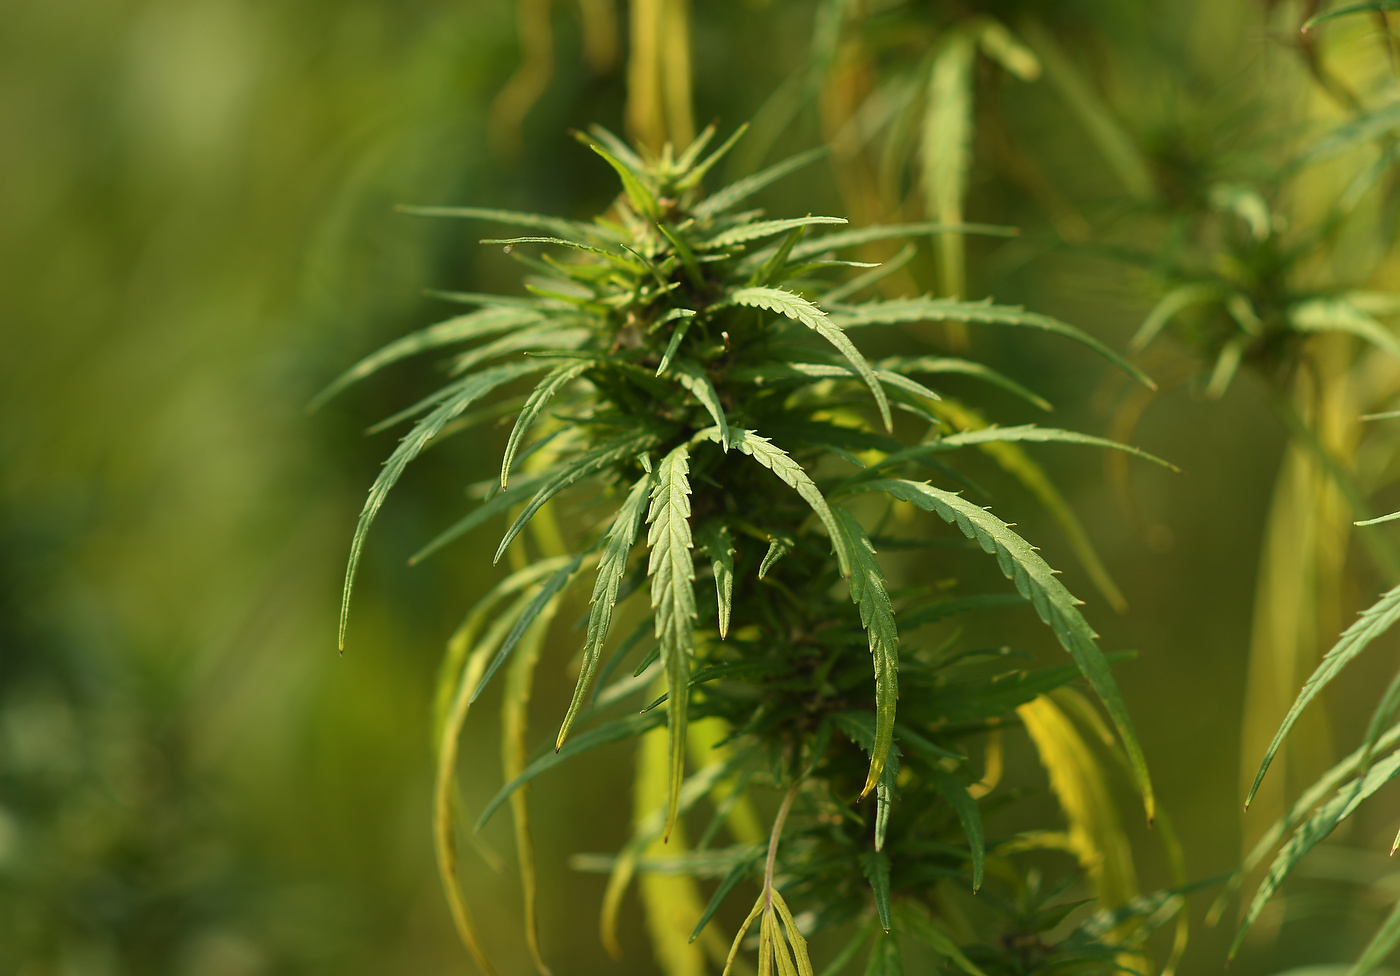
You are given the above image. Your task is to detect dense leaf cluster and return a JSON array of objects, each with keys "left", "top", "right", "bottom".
[{"left": 327, "top": 125, "right": 1175, "bottom": 975}]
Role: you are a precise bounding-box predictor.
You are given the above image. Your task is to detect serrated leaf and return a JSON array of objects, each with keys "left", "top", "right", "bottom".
[
  {"left": 930, "top": 770, "right": 984, "bottom": 891},
  {"left": 501, "top": 362, "right": 593, "bottom": 488},
  {"left": 772, "top": 890, "right": 816, "bottom": 976},
  {"left": 860, "top": 851, "right": 893, "bottom": 932},
  {"left": 697, "top": 523, "right": 736, "bottom": 638},
  {"left": 494, "top": 431, "right": 657, "bottom": 564},
  {"left": 695, "top": 146, "right": 828, "bottom": 218},
  {"left": 828, "top": 296, "right": 1156, "bottom": 390},
  {"left": 557, "top": 473, "right": 653, "bottom": 749},
  {"left": 448, "top": 326, "right": 591, "bottom": 380},
  {"left": 703, "top": 216, "right": 848, "bottom": 250},
  {"left": 831, "top": 505, "right": 899, "bottom": 798},
  {"left": 309, "top": 307, "right": 544, "bottom": 411},
  {"left": 340, "top": 360, "right": 546, "bottom": 649},
  {"left": 671, "top": 360, "right": 729, "bottom": 448},
  {"left": 1246, "top": 582, "right": 1400, "bottom": 808},
  {"left": 656, "top": 312, "right": 696, "bottom": 375},
  {"left": 714, "top": 428, "right": 852, "bottom": 575},
  {"left": 887, "top": 355, "right": 1055, "bottom": 410},
  {"left": 593, "top": 144, "right": 661, "bottom": 222},
  {"left": 722, "top": 894, "right": 767, "bottom": 976},
  {"left": 732, "top": 286, "right": 892, "bottom": 430},
  {"left": 850, "top": 479, "right": 1155, "bottom": 823},
  {"left": 933, "top": 425, "right": 1178, "bottom": 471},
  {"left": 759, "top": 532, "right": 794, "bottom": 579},
  {"left": 647, "top": 444, "right": 698, "bottom": 840}
]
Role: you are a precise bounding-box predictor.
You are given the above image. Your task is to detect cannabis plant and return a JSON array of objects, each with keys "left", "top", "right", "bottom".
[{"left": 324, "top": 125, "right": 1179, "bottom": 974}]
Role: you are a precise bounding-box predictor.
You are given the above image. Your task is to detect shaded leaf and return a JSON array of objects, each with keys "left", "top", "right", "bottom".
[{"left": 502, "top": 362, "right": 593, "bottom": 488}]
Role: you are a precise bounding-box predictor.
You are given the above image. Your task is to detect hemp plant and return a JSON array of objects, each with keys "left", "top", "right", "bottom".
[{"left": 323, "top": 124, "right": 1179, "bottom": 975}]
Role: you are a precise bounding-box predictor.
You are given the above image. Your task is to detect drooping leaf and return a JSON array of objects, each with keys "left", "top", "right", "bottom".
[
  {"left": 647, "top": 443, "right": 698, "bottom": 840},
  {"left": 471, "top": 554, "right": 584, "bottom": 704},
  {"left": 1289, "top": 297, "right": 1400, "bottom": 361},
  {"left": 860, "top": 851, "right": 893, "bottom": 932},
  {"left": 1246, "top": 582, "right": 1400, "bottom": 808},
  {"left": 930, "top": 770, "right": 984, "bottom": 891},
  {"left": 502, "top": 362, "right": 593, "bottom": 487},
  {"left": 850, "top": 479, "right": 1155, "bottom": 823},
  {"left": 494, "top": 431, "right": 658, "bottom": 564},
  {"left": 697, "top": 523, "right": 736, "bottom": 639},
  {"left": 879, "top": 355, "right": 1052, "bottom": 412},
  {"left": 339, "top": 360, "right": 548, "bottom": 649},
  {"left": 732, "top": 286, "right": 892, "bottom": 430},
  {"left": 396, "top": 203, "right": 594, "bottom": 240},
  {"left": 830, "top": 505, "right": 900, "bottom": 798},
  {"left": 671, "top": 359, "right": 729, "bottom": 449},
  {"left": 932, "top": 425, "right": 1179, "bottom": 471},
  {"left": 557, "top": 473, "right": 653, "bottom": 749},
  {"left": 829, "top": 296, "right": 1156, "bottom": 390},
  {"left": 690, "top": 852, "right": 761, "bottom": 942},
  {"left": 897, "top": 908, "right": 986, "bottom": 976},
  {"left": 1130, "top": 282, "right": 1221, "bottom": 353}
]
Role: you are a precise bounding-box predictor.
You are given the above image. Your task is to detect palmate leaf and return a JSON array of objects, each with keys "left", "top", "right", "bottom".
[
  {"left": 339, "top": 360, "right": 548, "bottom": 648},
  {"left": 731, "top": 286, "right": 893, "bottom": 431},
  {"left": 829, "top": 296, "right": 1156, "bottom": 390},
  {"left": 501, "top": 361, "right": 593, "bottom": 488},
  {"left": 1246, "top": 582, "right": 1400, "bottom": 808},
  {"left": 830, "top": 505, "right": 900, "bottom": 798},
  {"left": 557, "top": 472, "right": 653, "bottom": 749},
  {"left": 849, "top": 479, "right": 1155, "bottom": 823},
  {"left": 494, "top": 430, "right": 658, "bottom": 564},
  {"left": 647, "top": 444, "right": 698, "bottom": 840}
]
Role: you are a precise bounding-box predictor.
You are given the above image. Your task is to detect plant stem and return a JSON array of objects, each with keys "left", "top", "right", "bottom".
[{"left": 764, "top": 782, "right": 800, "bottom": 910}]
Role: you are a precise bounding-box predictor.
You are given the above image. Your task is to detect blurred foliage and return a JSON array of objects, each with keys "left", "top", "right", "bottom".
[{"left": 5, "top": 0, "right": 1400, "bottom": 975}]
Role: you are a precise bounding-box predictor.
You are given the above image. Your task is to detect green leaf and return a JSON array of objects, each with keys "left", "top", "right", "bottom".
[
  {"left": 787, "top": 221, "right": 1017, "bottom": 263},
  {"left": 671, "top": 360, "right": 729, "bottom": 449},
  {"left": 933, "top": 425, "right": 1179, "bottom": 471},
  {"left": 470, "top": 553, "right": 583, "bottom": 704},
  {"left": 476, "top": 710, "right": 666, "bottom": 830},
  {"left": 716, "top": 428, "right": 852, "bottom": 575},
  {"left": 448, "top": 326, "right": 591, "bottom": 380},
  {"left": 339, "top": 361, "right": 546, "bottom": 649},
  {"left": 922, "top": 33, "right": 976, "bottom": 297},
  {"left": 694, "top": 146, "right": 828, "bottom": 218},
  {"left": 1233, "top": 745, "right": 1400, "bottom": 958},
  {"left": 759, "top": 532, "right": 794, "bottom": 579},
  {"left": 656, "top": 311, "right": 697, "bottom": 376},
  {"left": 732, "top": 286, "right": 892, "bottom": 430},
  {"left": 1129, "top": 282, "right": 1221, "bottom": 353},
  {"left": 1246, "top": 583, "right": 1400, "bottom": 808},
  {"left": 930, "top": 770, "right": 984, "bottom": 891},
  {"left": 501, "top": 362, "right": 593, "bottom": 488},
  {"left": 829, "top": 296, "right": 1156, "bottom": 390},
  {"left": 1346, "top": 896, "right": 1400, "bottom": 976},
  {"left": 824, "top": 243, "right": 917, "bottom": 304},
  {"left": 703, "top": 216, "right": 849, "bottom": 250},
  {"left": 647, "top": 443, "right": 698, "bottom": 840},
  {"left": 678, "top": 123, "right": 749, "bottom": 190},
  {"left": 410, "top": 474, "right": 547, "bottom": 565},
  {"left": 860, "top": 851, "right": 893, "bottom": 932},
  {"left": 1305, "top": 1, "right": 1400, "bottom": 29},
  {"left": 697, "top": 523, "right": 736, "bottom": 639},
  {"left": 882, "top": 355, "right": 1053, "bottom": 411},
  {"left": 395, "top": 203, "right": 592, "bottom": 240},
  {"left": 850, "top": 479, "right": 1155, "bottom": 823},
  {"left": 690, "top": 853, "right": 762, "bottom": 942},
  {"left": 897, "top": 909, "right": 986, "bottom": 976},
  {"left": 831, "top": 505, "right": 900, "bottom": 798},
  {"left": 978, "top": 20, "right": 1041, "bottom": 80},
  {"left": 1289, "top": 297, "right": 1400, "bottom": 361},
  {"left": 309, "top": 307, "right": 544, "bottom": 411},
  {"left": 592, "top": 144, "right": 661, "bottom": 222},
  {"left": 557, "top": 472, "right": 653, "bottom": 749},
  {"left": 494, "top": 431, "right": 657, "bottom": 564}
]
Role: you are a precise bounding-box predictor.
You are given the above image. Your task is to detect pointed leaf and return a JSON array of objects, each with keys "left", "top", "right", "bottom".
[
  {"left": 557, "top": 473, "right": 653, "bottom": 749},
  {"left": 860, "top": 851, "right": 893, "bottom": 932},
  {"left": 704, "top": 216, "right": 848, "bottom": 250},
  {"left": 502, "top": 362, "right": 593, "bottom": 487},
  {"left": 787, "top": 221, "right": 1017, "bottom": 261},
  {"left": 897, "top": 911, "right": 985, "bottom": 976},
  {"left": 732, "top": 286, "right": 892, "bottom": 430},
  {"left": 930, "top": 770, "right": 984, "bottom": 891},
  {"left": 1130, "top": 282, "right": 1221, "bottom": 352},
  {"left": 592, "top": 145, "right": 661, "bottom": 222},
  {"left": 695, "top": 146, "right": 828, "bottom": 218},
  {"left": 1289, "top": 297, "right": 1400, "bottom": 361},
  {"left": 471, "top": 553, "right": 583, "bottom": 704},
  {"left": 672, "top": 360, "right": 730, "bottom": 449},
  {"left": 396, "top": 203, "right": 592, "bottom": 239},
  {"left": 697, "top": 523, "right": 736, "bottom": 638},
  {"left": 647, "top": 444, "right": 698, "bottom": 840},
  {"left": 933, "top": 425, "right": 1178, "bottom": 471},
  {"left": 879, "top": 355, "right": 1052, "bottom": 411},
  {"left": 922, "top": 33, "right": 975, "bottom": 297},
  {"left": 850, "top": 479, "right": 1155, "bottom": 823},
  {"left": 1246, "top": 582, "right": 1400, "bottom": 808}
]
